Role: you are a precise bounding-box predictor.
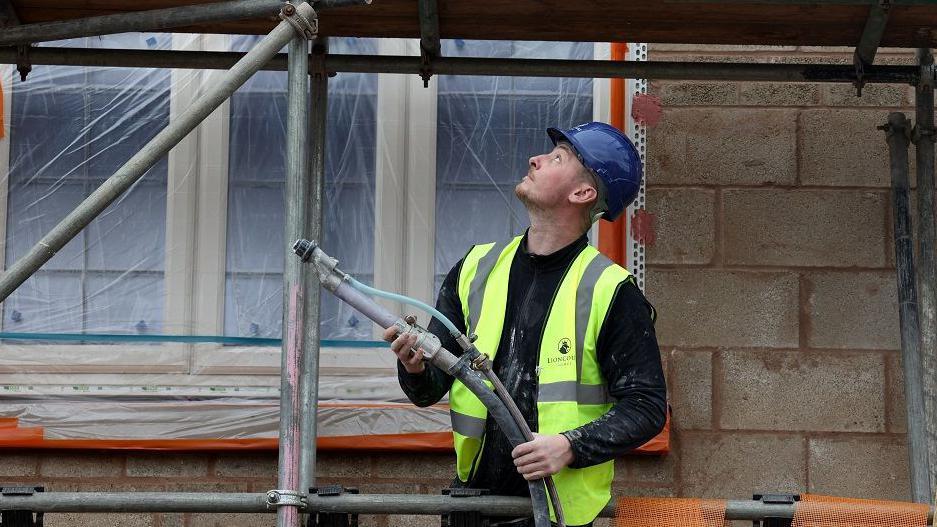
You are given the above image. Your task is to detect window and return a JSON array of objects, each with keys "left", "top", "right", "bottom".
[
  {"left": 3, "top": 34, "right": 170, "bottom": 336},
  {"left": 0, "top": 39, "right": 615, "bottom": 440},
  {"left": 434, "top": 40, "right": 595, "bottom": 291},
  {"left": 223, "top": 37, "right": 378, "bottom": 342},
  {"left": 0, "top": 38, "right": 607, "bottom": 348}
]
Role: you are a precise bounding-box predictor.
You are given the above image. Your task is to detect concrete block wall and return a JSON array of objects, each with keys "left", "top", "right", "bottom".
[
  {"left": 646, "top": 44, "right": 915, "bottom": 504},
  {"left": 0, "top": 44, "right": 919, "bottom": 525}
]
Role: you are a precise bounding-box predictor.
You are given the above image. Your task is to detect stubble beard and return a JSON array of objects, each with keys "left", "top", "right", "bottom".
[{"left": 515, "top": 179, "right": 545, "bottom": 215}]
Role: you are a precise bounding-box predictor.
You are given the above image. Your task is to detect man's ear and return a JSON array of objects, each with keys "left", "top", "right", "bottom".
[{"left": 569, "top": 183, "right": 597, "bottom": 206}]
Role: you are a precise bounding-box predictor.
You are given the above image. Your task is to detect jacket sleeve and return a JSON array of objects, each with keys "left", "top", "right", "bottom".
[
  {"left": 561, "top": 279, "right": 668, "bottom": 468},
  {"left": 396, "top": 258, "right": 466, "bottom": 407}
]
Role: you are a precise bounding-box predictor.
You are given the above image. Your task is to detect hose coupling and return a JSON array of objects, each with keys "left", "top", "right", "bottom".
[
  {"left": 293, "top": 238, "right": 346, "bottom": 291},
  {"left": 393, "top": 318, "right": 442, "bottom": 362}
]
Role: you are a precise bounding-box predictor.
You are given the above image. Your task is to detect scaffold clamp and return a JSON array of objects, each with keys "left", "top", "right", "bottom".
[
  {"left": 280, "top": 2, "right": 319, "bottom": 40},
  {"left": 441, "top": 487, "right": 489, "bottom": 527},
  {"left": 751, "top": 493, "right": 799, "bottom": 527},
  {"left": 15, "top": 45, "right": 30, "bottom": 82},
  {"left": 309, "top": 486, "right": 359, "bottom": 527},
  {"left": 266, "top": 489, "right": 308, "bottom": 509},
  {"left": 0, "top": 486, "right": 44, "bottom": 527}
]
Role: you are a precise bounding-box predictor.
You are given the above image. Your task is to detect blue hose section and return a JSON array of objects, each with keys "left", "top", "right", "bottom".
[{"left": 346, "top": 277, "right": 462, "bottom": 337}]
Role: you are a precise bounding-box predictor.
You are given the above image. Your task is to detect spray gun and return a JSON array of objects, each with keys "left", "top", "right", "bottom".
[{"left": 292, "top": 239, "right": 564, "bottom": 527}]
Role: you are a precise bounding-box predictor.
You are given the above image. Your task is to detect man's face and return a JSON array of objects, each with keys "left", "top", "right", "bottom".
[{"left": 515, "top": 143, "right": 587, "bottom": 211}]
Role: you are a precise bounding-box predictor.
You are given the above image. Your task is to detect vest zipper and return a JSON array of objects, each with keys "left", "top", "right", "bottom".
[{"left": 532, "top": 260, "right": 575, "bottom": 427}]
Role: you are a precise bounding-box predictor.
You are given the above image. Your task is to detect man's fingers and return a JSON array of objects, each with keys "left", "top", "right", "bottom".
[
  {"left": 391, "top": 333, "right": 420, "bottom": 360},
  {"left": 382, "top": 326, "right": 398, "bottom": 343},
  {"left": 390, "top": 333, "right": 414, "bottom": 352},
  {"left": 511, "top": 441, "right": 536, "bottom": 459}
]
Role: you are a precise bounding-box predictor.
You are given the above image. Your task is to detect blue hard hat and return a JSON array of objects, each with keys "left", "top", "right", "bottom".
[{"left": 547, "top": 122, "right": 642, "bottom": 222}]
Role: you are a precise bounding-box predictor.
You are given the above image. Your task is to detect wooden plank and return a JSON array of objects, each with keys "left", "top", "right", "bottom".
[{"left": 10, "top": 0, "right": 937, "bottom": 47}]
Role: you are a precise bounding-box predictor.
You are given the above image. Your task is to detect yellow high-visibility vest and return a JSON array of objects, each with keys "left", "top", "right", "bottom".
[{"left": 450, "top": 235, "right": 633, "bottom": 526}]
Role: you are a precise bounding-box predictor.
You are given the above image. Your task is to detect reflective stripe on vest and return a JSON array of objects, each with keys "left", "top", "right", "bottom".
[{"left": 450, "top": 236, "right": 632, "bottom": 526}]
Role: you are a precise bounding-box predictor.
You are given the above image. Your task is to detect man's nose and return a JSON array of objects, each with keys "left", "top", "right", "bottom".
[{"left": 529, "top": 155, "right": 540, "bottom": 168}]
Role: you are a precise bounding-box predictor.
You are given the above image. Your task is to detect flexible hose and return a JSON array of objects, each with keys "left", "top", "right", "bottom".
[
  {"left": 347, "top": 277, "right": 462, "bottom": 337},
  {"left": 449, "top": 356, "right": 552, "bottom": 527},
  {"left": 484, "top": 369, "right": 566, "bottom": 526},
  {"left": 314, "top": 262, "right": 559, "bottom": 525},
  {"left": 348, "top": 276, "right": 565, "bottom": 525}
]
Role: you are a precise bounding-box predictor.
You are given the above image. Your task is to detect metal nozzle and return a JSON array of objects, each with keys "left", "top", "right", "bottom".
[{"left": 293, "top": 239, "right": 316, "bottom": 262}]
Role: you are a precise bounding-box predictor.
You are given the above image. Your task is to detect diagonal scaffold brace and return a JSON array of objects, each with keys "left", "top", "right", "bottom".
[{"left": 0, "top": 0, "right": 361, "bottom": 304}]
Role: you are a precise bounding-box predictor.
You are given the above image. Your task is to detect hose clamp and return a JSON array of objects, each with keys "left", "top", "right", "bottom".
[
  {"left": 279, "top": 2, "right": 319, "bottom": 40},
  {"left": 266, "top": 489, "right": 307, "bottom": 509},
  {"left": 471, "top": 352, "right": 491, "bottom": 372}
]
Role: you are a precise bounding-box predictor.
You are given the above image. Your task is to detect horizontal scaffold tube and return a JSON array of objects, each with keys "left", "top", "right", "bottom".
[
  {"left": 0, "top": 0, "right": 369, "bottom": 47},
  {"left": 0, "top": 48, "right": 920, "bottom": 83},
  {"left": 0, "top": 0, "right": 285, "bottom": 47},
  {"left": 0, "top": 493, "right": 931, "bottom": 520}
]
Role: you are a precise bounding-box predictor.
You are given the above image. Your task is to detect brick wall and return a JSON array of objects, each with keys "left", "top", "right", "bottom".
[{"left": 0, "top": 44, "right": 919, "bottom": 526}]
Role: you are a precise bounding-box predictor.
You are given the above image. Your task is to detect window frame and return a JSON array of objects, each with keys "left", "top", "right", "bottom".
[{"left": 0, "top": 39, "right": 614, "bottom": 391}]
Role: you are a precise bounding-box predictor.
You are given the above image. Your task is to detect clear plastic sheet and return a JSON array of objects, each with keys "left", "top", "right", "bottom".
[
  {"left": 434, "top": 40, "right": 594, "bottom": 290},
  {"left": 0, "top": 37, "right": 659, "bottom": 451},
  {"left": 4, "top": 33, "right": 171, "bottom": 336}
]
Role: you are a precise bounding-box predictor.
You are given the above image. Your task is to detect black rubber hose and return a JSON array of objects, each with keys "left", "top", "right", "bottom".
[
  {"left": 446, "top": 356, "right": 552, "bottom": 527},
  {"left": 485, "top": 370, "right": 566, "bottom": 526}
]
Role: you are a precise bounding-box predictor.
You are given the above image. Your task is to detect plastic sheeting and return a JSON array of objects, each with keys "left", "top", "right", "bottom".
[
  {"left": 4, "top": 33, "right": 171, "bottom": 336},
  {"left": 0, "top": 35, "right": 667, "bottom": 453}
]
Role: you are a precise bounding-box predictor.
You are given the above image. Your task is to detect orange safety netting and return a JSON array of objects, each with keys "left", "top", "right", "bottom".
[
  {"left": 614, "top": 497, "right": 727, "bottom": 527},
  {"left": 793, "top": 494, "right": 930, "bottom": 527}
]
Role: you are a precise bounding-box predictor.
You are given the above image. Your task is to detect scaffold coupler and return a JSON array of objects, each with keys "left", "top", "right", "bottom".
[
  {"left": 308, "top": 486, "right": 359, "bottom": 527},
  {"left": 0, "top": 486, "right": 44, "bottom": 527},
  {"left": 752, "top": 493, "right": 799, "bottom": 527},
  {"left": 280, "top": 1, "right": 319, "bottom": 40},
  {"left": 441, "top": 487, "right": 490, "bottom": 527}
]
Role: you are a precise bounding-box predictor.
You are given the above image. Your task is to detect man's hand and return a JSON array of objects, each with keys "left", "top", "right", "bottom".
[
  {"left": 382, "top": 324, "right": 425, "bottom": 374},
  {"left": 511, "top": 433, "right": 574, "bottom": 480}
]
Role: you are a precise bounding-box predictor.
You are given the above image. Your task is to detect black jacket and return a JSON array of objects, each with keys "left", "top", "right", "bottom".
[{"left": 397, "top": 232, "right": 667, "bottom": 498}]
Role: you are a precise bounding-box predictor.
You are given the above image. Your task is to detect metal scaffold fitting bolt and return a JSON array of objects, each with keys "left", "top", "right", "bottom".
[
  {"left": 265, "top": 489, "right": 307, "bottom": 509},
  {"left": 15, "top": 45, "right": 31, "bottom": 81},
  {"left": 279, "top": 1, "right": 318, "bottom": 39}
]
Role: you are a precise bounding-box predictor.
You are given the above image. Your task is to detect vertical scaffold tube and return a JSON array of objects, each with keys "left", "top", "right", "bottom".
[
  {"left": 884, "top": 112, "right": 932, "bottom": 503},
  {"left": 277, "top": 33, "right": 312, "bottom": 527},
  {"left": 914, "top": 48, "right": 937, "bottom": 497},
  {"left": 299, "top": 37, "right": 328, "bottom": 499}
]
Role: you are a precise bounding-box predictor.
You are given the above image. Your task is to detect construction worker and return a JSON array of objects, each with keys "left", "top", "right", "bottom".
[{"left": 385, "top": 122, "right": 667, "bottom": 527}]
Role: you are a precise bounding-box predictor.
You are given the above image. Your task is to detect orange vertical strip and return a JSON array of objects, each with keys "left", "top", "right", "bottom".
[{"left": 598, "top": 43, "right": 629, "bottom": 266}]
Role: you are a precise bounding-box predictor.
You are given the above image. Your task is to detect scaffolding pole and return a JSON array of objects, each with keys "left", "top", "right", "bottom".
[
  {"left": 915, "top": 48, "right": 937, "bottom": 495},
  {"left": 0, "top": 48, "right": 921, "bottom": 83},
  {"left": 0, "top": 0, "right": 342, "bottom": 303},
  {"left": 0, "top": 0, "right": 284, "bottom": 46},
  {"left": 883, "top": 112, "right": 932, "bottom": 504},
  {"left": 299, "top": 36, "right": 328, "bottom": 498},
  {"left": 4, "top": 493, "right": 928, "bottom": 520},
  {"left": 276, "top": 31, "right": 312, "bottom": 527}
]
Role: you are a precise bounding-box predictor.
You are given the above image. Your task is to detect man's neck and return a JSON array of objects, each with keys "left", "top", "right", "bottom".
[{"left": 526, "top": 212, "right": 587, "bottom": 256}]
